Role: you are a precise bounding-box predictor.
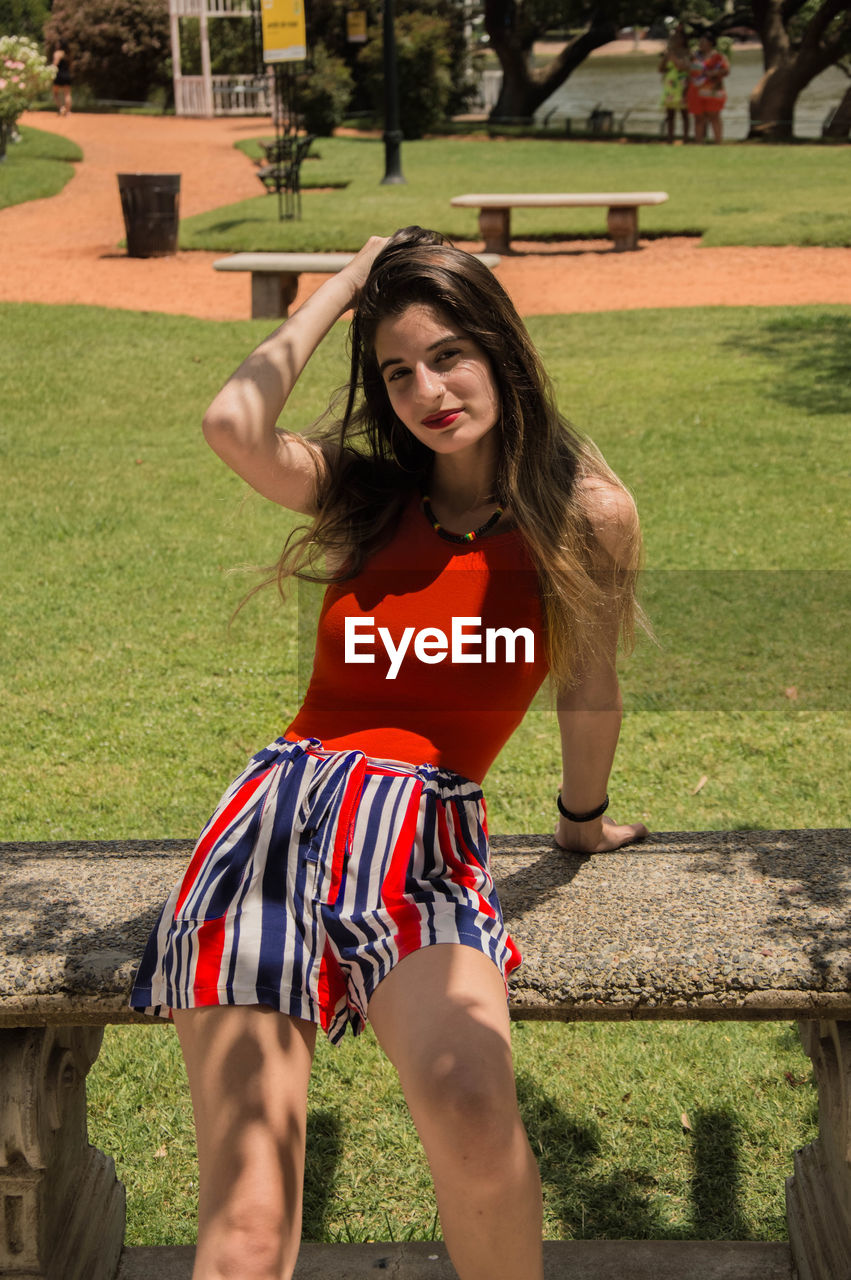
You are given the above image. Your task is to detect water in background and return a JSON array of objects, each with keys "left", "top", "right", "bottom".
[{"left": 480, "top": 49, "right": 846, "bottom": 139}]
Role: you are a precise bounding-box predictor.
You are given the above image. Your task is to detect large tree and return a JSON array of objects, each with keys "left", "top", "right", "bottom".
[
  {"left": 744, "top": 0, "right": 851, "bottom": 139},
  {"left": 482, "top": 0, "right": 629, "bottom": 120}
]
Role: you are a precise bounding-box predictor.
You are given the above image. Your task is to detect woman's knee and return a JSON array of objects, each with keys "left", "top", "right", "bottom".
[{"left": 412, "top": 1052, "right": 524, "bottom": 1161}]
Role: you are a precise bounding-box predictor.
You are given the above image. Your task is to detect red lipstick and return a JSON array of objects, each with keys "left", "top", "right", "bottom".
[{"left": 421, "top": 409, "right": 461, "bottom": 429}]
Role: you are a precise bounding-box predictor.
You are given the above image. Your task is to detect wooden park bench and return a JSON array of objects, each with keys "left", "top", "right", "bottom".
[
  {"left": 449, "top": 192, "right": 669, "bottom": 253},
  {"left": 213, "top": 251, "right": 502, "bottom": 320},
  {"left": 1, "top": 829, "right": 849, "bottom": 1279}
]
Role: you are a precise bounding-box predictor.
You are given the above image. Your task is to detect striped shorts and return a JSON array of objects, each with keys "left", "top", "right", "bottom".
[{"left": 130, "top": 737, "right": 521, "bottom": 1043}]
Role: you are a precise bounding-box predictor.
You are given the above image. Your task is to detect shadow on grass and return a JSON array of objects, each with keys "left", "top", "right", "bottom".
[
  {"left": 302, "top": 1108, "right": 345, "bottom": 1238},
  {"left": 192, "top": 217, "right": 271, "bottom": 234},
  {"left": 516, "top": 1073, "right": 755, "bottom": 1240},
  {"left": 723, "top": 312, "right": 851, "bottom": 416},
  {"left": 692, "top": 1109, "right": 750, "bottom": 1237}
]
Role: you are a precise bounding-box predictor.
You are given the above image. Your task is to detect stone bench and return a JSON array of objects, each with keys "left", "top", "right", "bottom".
[
  {"left": 449, "top": 192, "right": 670, "bottom": 253},
  {"left": 213, "top": 251, "right": 502, "bottom": 320},
  {"left": 1, "top": 829, "right": 849, "bottom": 1279}
]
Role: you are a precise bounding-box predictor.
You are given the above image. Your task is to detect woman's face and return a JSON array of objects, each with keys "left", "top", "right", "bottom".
[{"left": 374, "top": 302, "right": 501, "bottom": 460}]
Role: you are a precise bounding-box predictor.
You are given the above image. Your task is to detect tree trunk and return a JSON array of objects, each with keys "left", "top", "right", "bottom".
[
  {"left": 487, "top": 34, "right": 537, "bottom": 120},
  {"left": 822, "top": 80, "right": 851, "bottom": 138},
  {"left": 748, "top": 61, "right": 803, "bottom": 137}
]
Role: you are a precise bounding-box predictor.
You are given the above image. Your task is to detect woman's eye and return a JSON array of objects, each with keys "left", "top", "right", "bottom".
[
  {"left": 387, "top": 367, "right": 409, "bottom": 383},
  {"left": 436, "top": 348, "right": 460, "bottom": 363}
]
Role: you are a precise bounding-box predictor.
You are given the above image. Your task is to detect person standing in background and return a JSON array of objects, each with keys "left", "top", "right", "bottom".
[
  {"left": 687, "top": 33, "right": 730, "bottom": 143},
  {"left": 51, "top": 47, "right": 71, "bottom": 116},
  {"left": 658, "top": 24, "right": 691, "bottom": 144}
]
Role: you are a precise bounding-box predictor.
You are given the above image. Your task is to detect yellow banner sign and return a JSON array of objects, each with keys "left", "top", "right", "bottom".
[
  {"left": 261, "top": 0, "right": 307, "bottom": 63},
  {"left": 346, "top": 9, "right": 367, "bottom": 42}
]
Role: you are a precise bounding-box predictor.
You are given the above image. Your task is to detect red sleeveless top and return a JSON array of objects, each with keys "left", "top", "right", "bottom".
[{"left": 285, "top": 494, "right": 549, "bottom": 783}]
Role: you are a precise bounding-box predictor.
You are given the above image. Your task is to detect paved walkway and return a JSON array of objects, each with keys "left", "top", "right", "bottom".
[{"left": 4, "top": 111, "right": 851, "bottom": 320}]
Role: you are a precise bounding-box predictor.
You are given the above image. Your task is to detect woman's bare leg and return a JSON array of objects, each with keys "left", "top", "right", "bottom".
[
  {"left": 368, "top": 945, "right": 544, "bottom": 1280},
  {"left": 174, "top": 1005, "right": 316, "bottom": 1280}
]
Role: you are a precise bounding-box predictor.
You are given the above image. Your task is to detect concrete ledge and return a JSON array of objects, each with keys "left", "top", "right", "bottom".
[
  {"left": 118, "top": 1239, "right": 794, "bottom": 1279},
  {"left": 213, "top": 251, "right": 358, "bottom": 274},
  {"left": 212, "top": 252, "right": 502, "bottom": 273},
  {"left": 1, "top": 830, "right": 849, "bottom": 1027}
]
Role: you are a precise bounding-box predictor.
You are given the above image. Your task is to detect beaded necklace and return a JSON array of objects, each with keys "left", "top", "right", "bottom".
[{"left": 421, "top": 494, "right": 504, "bottom": 544}]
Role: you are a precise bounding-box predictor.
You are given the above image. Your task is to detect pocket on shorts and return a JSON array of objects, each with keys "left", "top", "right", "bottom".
[{"left": 296, "top": 750, "right": 367, "bottom": 907}]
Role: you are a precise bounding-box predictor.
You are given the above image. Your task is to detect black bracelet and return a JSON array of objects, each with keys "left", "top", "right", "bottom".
[{"left": 556, "top": 793, "right": 609, "bottom": 823}]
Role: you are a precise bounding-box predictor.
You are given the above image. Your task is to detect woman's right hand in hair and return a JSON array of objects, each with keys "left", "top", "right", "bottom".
[
  {"left": 340, "top": 236, "right": 390, "bottom": 304},
  {"left": 202, "top": 240, "right": 387, "bottom": 512}
]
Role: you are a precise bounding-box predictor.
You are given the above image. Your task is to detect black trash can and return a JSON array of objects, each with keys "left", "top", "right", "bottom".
[{"left": 117, "top": 173, "right": 181, "bottom": 258}]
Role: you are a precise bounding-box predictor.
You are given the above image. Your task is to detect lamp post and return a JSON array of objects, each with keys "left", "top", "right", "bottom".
[{"left": 381, "top": 0, "right": 405, "bottom": 184}]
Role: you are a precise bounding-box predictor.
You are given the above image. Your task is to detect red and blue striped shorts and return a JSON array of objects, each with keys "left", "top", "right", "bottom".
[{"left": 130, "top": 737, "right": 521, "bottom": 1043}]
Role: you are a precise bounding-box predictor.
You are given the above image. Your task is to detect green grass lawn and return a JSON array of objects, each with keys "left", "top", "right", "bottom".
[
  {"left": 2, "top": 299, "right": 847, "bottom": 1246},
  {"left": 177, "top": 135, "right": 851, "bottom": 251},
  {"left": 0, "top": 123, "right": 82, "bottom": 209},
  {"left": 2, "top": 301, "right": 846, "bottom": 839}
]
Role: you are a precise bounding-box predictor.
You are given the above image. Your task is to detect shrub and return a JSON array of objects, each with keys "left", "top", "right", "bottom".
[
  {"left": 44, "top": 0, "right": 170, "bottom": 104},
  {"left": 357, "top": 11, "right": 453, "bottom": 138},
  {"left": 0, "top": 0, "right": 50, "bottom": 42},
  {"left": 298, "top": 42, "right": 353, "bottom": 136},
  {"left": 0, "top": 34, "right": 53, "bottom": 158}
]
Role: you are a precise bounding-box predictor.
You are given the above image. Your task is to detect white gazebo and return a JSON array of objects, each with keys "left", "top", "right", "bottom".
[{"left": 168, "top": 0, "right": 273, "bottom": 117}]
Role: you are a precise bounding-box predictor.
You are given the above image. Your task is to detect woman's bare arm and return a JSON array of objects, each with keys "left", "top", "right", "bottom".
[
  {"left": 554, "top": 479, "right": 649, "bottom": 853},
  {"left": 201, "top": 236, "right": 388, "bottom": 513}
]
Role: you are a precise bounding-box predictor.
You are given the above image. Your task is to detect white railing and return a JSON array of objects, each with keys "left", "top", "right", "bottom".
[
  {"left": 175, "top": 77, "right": 210, "bottom": 116},
  {"left": 175, "top": 74, "right": 272, "bottom": 117},
  {"left": 170, "top": 0, "right": 254, "bottom": 15},
  {"left": 213, "top": 74, "right": 273, "bottom": 115}
]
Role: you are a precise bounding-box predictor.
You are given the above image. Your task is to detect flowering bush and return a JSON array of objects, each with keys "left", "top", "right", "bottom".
[{"left": 0, "top": 35, "right": 54, "bottom": 156}]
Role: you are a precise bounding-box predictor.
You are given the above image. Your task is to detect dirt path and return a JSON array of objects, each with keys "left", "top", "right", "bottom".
[{"left": 5, "top": 111, "right": 851, "bottom": 321}]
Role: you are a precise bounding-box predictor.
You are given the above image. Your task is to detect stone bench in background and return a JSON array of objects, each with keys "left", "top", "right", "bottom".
[
  {"left": 213, "top": 251, "right": 501, "bottom": 319},
  {"left": 1, "top": 829, "right": 849, "bottom": 1279},
  {"left": 449, "top": 191, "right": 670, "bottom": 253}
]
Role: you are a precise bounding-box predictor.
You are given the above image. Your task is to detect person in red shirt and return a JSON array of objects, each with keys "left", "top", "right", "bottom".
[
  {"left": 687, "top": 33, "right": 731, "bottom": 143},
  {"left": 131, "top": 228, "right": 648, "bottom": 1280}
]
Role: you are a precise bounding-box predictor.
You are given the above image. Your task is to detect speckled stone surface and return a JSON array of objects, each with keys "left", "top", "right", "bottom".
[{"left": 1, "top": 830, "right": 849, "bottom": 1026}]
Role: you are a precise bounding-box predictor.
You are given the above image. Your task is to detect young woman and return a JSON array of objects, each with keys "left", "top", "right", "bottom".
[
  {"left": 51, "top": 47, "right": 71, "bottom": 116},
  {"left": 658, "top": 23, "right": 691, "bottom": 144},
  {"left": 687, "top": 33, "right": 730, "bottom": 143},
  {"left": 131, "top": 227, "right": 648, "bottom": 1280}
]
